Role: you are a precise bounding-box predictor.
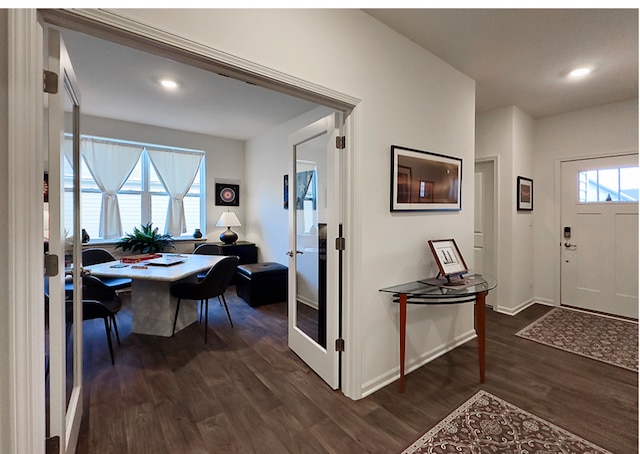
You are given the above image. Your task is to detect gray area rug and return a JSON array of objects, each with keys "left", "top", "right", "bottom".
[
  {"left": 401, "top": 390, "right": 611, "bottom": 454},
  {"left": 515, "top": 307, "right": 638, "bottom": 372}
]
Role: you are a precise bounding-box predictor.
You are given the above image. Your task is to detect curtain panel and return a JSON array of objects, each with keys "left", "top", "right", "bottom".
[
  {"left": 147, "top": 149, "right": 203, "bottom": 236},
  {"left": 80, "top": 139, "right": 143, "bottom": 239}
]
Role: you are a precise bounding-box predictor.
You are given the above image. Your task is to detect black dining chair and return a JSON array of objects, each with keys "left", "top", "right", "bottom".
[
  {"left": 170, "top": 255, "right": 239, "bottom": 343},
  {"left": 45, "top": 275, "right": 123, "bottom": 365},
  {"left": 193, "top": 243, "right": 224, "bottom": 280},
  {"left": 83, "top": 248, "right": 132, "bottom": 292},
  {"left": 192, "top": 243, "right": 226, "bottom": 319},
  {"left": 82, "top": 274, "right": 123, "bottom": 365},
  {"left": 193, "top": 243, "right": 224, "bottom": 256}
]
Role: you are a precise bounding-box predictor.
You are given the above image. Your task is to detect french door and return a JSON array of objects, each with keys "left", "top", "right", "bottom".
[
  {"left": 45, "top": 27, "right": 84, "bottom": 453},
  {"left": 287, "top": 113, "right": 342, "bottom": 389}
]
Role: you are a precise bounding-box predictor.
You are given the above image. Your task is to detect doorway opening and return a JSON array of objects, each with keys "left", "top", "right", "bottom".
[
  {"left": 40, "top": 9, "right": 356, "bottom": 398},
  {"left": 474, "top": 157, "right": 498, "bottom": 309}
]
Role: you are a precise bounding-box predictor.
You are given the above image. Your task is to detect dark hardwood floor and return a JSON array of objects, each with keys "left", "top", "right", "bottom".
[{"left": 75, "top": 291, "right": 638, "bottom": 453}]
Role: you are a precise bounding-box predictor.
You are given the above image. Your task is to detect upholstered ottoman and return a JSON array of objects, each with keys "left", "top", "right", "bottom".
[{"left": 235, "top": 262, "right": 288, "bottom": 307}]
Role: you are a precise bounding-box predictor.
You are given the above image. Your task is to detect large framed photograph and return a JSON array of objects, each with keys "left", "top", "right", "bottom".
[
  {"left": 428, "top": 239, "right": 468, "bottom": 277},
  {"left": 517, "top": 176, "right": 533, "bottom": 211},
  {"left": 390, "top": 145, "right": 462, "bottom": 211}
]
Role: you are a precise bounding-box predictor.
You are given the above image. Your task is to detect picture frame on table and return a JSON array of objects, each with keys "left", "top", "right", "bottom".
[
  {"left": 428, "top": 238, "right": 468, "bottom": 278},
  {"left": 517, "top": 176, "right": 533, "bottom": 211},
  {"left": 390, "top": 145, "right": 462, "bottom": 211}
]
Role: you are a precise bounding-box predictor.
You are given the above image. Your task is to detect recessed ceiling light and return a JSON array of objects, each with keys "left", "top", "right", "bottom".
[
  {"left": 567, "top": 67, "right": 592, "bottom": 79},
  {"left": 160, "top": 78, "right": 178, "bottom": 90}
]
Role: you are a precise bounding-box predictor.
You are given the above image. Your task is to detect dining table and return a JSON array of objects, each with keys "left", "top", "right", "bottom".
[{"left": 84, "top": 253, "right": 225, "bottom": 337}]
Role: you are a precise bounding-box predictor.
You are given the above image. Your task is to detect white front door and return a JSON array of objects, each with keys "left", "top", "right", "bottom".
[
  {"left": 287, "top": 113, "right": 341, "bottom": 389},
  {"left": 45, "top": 28, "right": 84, "bottom": 453},
  {"left": 561, "top": 154, "right": 639, "bottom": 319}
]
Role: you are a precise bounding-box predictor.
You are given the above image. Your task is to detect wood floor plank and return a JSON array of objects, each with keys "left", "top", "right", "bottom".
[{"left": 74, "top": 292, "right": 637, "bottom": 453}]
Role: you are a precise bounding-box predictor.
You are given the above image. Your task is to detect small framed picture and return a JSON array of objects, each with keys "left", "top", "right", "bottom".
[
  {"left": 428, "top": 239, "right": 468, "bottom": 277},
  {"left": 283, "top": 174, "right": 289, "bottom": 209},
  {"left": 517, "top": 176, "right": 533, "bottom": 211}
]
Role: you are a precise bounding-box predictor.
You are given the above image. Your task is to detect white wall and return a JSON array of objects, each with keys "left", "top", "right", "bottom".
[
  {"left": 533, "top": 99, "right": 639, "bottom": 305},
  {"left": 79, "top": 114, "right": 245, "bottom": 242},
  {"left": 476, "top": 106, "right": 535, "bottom": 314},
  {"left": 512, "top": 108, "right": 535, "bottom": 308},
  {"left": 112, "top": 8, "right": 476, "bottom": 398}
]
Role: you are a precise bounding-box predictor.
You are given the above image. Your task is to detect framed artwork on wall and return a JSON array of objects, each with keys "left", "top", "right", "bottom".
[
  {"left": 215, "top": 183, "right": 240, "bottom": 206},
  {"left": 390, "top": 145, "right": 462, "bottom": 211},
  {"left": 517, "top": 176, "right": 533, "bottom": 211},
  {"left": 283, "top": 174, "right": 289, "bottom": 209}
]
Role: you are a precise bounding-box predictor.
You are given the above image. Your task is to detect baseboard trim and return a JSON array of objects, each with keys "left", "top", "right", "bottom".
[
  {"left": 360, "top": 329, "right": 477, "bottom": 398},
  {"left": 496, "top": 298, "right": 556, "bottom": 316}
]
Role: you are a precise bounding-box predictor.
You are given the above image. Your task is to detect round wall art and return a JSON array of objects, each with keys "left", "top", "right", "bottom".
[{"left": 215, "top": 183, "right": 240, "bottom": 206}]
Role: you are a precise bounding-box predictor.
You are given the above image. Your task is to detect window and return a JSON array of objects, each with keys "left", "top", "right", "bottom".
[
  {"left": 64, "top": 135, "right": 205, "bottom": 240},
  {"left": 578, "top": 166, "right": 639, "bottom": 203}
]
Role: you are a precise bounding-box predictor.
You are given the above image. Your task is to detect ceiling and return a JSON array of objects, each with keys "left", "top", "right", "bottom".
[
  {"left": 59, "top": 9, "right": 638, "bottom": 141},
  {"left": 365, "top": 8, "right": 638, "bottom": 118}
]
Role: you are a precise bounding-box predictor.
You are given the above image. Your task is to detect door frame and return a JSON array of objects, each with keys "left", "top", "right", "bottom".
[
  {"left": 8, "top": 10, "right": 363, "bottom": 450},
  {"left": 5, "top": 9, "right": 47, "bottom": 454},
  {"left": 553, "top": 151, "right": 638, "bottom": 308}
]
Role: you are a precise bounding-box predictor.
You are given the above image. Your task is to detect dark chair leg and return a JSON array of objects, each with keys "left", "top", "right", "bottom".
[
  {"left": 221, "top": 294, "right": 233, "bottom": 328},
  {"left": 103, "top": 317, "right": 115, "bottom": 365},
  {"left": 199, "top": 300, "right": 204, "bottom": 323},
  {"left": 204, "top": 298, "right": 208, "bottom": 344},
  {"left": 111, "top": 315, "right": 121, "bottom": 345},
  {"left": 172, "top": 298, "right": 182, "bottom": 337}
]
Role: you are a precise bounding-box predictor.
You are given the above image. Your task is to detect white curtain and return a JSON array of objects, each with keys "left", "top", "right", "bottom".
[
  {"left": 81, "top": 139, "right": 143, "bottom": 239},
  {"left": 147, "top": 149, "right": 203, "bottom": 236}
]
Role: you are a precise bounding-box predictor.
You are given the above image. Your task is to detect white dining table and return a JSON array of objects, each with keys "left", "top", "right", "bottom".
[{"left": 84, "top": 253, "right": 225, "bottom": 337}]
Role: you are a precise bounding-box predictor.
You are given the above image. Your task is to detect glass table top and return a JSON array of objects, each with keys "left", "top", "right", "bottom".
[{"left": 379, "top": 272, "right": 497, "bottom": 300}]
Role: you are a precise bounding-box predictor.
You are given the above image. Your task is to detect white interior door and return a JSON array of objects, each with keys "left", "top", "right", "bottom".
[
  {"left": 46, "top": 28, "right": 84, "bottom": 453},
  {"left": 287, "top": 113, "right": 341, "bottom": 389},
  {"left": 474, "top": 160, "right": 496, "bottom": 308},
  {"left": 561, "top": 154, "right": 638, "bottom": 319}
]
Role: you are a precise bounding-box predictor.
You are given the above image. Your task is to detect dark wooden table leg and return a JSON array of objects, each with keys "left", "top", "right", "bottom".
[
  {"left": 475, "top": 291, "right": 488, "bottom": 383},
  {"left": 399, "top": 292, "right": 407, "bottom": 393}
]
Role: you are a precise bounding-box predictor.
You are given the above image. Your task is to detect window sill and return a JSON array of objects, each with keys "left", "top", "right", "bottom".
[{"left": 83, "top": 237, "right": 207, "bottom": 248}]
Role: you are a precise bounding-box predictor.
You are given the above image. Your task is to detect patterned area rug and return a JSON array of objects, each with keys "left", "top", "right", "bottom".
[
  {"left": 401, "top": 390, "right": 611, "bottom": 454},
  {"left": 515, "top": 307, "right": 638, "bottom": 372}
]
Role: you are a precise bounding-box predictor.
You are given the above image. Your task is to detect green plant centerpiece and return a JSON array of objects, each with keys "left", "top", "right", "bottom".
[{"left": 115, "top": 223, "right": 175, "bottom": 254}]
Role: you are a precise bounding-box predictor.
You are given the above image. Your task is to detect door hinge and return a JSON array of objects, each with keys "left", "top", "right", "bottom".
[
  {"left": 335, "top": 237, "right": 345, "bottom": 251},
  {"left": 44, "top": 253, "right": 59, "bottom": 277},
  {"left": 335, "top": 338, "right": 345, "bottom": 352},
  {"left": 336, "top": 136, "right": 346, "bottom": 149},
  {"left": 45, "top": 436, "right": 60, "bottom": 454},
  {"left": 43, "top": 70, "right": 58, "bottom": 94}
]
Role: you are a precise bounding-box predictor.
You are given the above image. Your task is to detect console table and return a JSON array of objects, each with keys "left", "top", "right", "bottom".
[{"left": 380, "top": 273, "right": 497, "bottom": 392}]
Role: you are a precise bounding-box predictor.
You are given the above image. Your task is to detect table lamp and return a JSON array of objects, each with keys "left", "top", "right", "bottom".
[{"left": 216, "top": 211, "right": 241, "bottom": 244}]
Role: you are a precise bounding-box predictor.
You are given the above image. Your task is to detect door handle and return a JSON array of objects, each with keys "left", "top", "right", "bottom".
[
  {"left": 564, "top": 242, "right": 577, "bottom": 249},
  {"left": 286, "top": 250, "right": 304, "bottom": 257}
]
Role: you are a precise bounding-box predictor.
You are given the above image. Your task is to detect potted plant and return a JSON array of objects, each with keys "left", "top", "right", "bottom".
[{"left": 115, "top": 222, "right": 175, "bottom": 254}]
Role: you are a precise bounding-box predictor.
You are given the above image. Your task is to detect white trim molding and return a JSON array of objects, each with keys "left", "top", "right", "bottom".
[
  {"left": 7, "top": 9, "right": 46, "bottom": 454},
  {"left": 40, "top": 9, "right": 360, "bottom": 112}
]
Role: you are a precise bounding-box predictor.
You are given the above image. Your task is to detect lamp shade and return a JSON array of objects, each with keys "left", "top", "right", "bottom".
[{"left": 216, "top": 211, "right": 241, "bottom": 227}]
